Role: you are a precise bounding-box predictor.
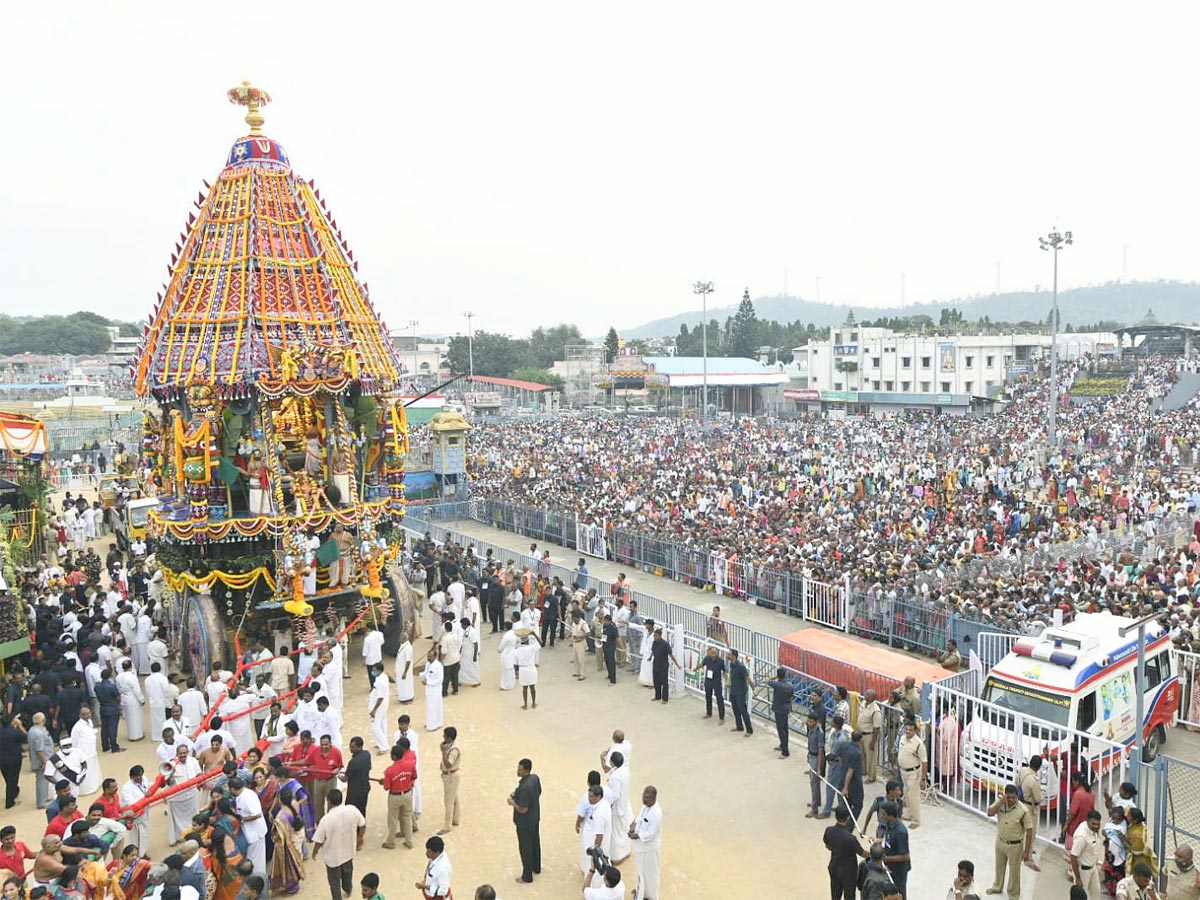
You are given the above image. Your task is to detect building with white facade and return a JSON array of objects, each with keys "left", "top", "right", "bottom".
[
  {"left": 788, "top": 324, "right": 1116, "bottom": 416},
  {"left": 389, "top": 333, "right": 449, "bottom": 379}
]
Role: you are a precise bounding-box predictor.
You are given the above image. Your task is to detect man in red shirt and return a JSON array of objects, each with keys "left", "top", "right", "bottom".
[
  {"left": 308, "top": 734, "right": 343, "bottom": 822},
  {"left": 376, "top": 738, "right": 417, "bottom": 850},
  {"left": 45, "top": 796, "right": 82, "bottom": 840},
  {"left": 96, "top": 779, "right": 123, "bottom": 820},
  {"left": 0, "top": 825, "right": 35, "bottom": 879}
]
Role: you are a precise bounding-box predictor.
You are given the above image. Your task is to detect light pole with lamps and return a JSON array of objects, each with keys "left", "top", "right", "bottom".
[
  {"left": 406, "top": 319, "right": 419, "bottom": 382},
  {"left": 463, "top": 311, "right": 475, "bottom": 383},
  {"left": 693, "top": 280, "right": 714, "bottom": 426},
  {"left": 1038, "top": 229, "right": 1072, "bottom": 454}
]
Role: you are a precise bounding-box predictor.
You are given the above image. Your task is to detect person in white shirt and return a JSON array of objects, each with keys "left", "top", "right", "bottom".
[
  {"left": 249, "top": 675, "right": 277, "bottom": 737},
  {"left": 177, "top": 679, "right": 208, "bottom": 729},
  {"left": 70, "top": 708, "right": 102, "bottom": 795},
  {"left": 165, "top": 743, "right": 202, "bottom": 846},
  {"left": 312, "top": 696, "right": 343, "bottom": 750},
  {"left": 601, "top": 731, "right": 632, "bottom": 781},
  {"left": 193, "top": 717, "right": 237, "bottom": 758},
  {"left": 144, "top": 663, "right": 172, "bottom": 745},
  {"left": 231, "top": 778, "right": 268, "bottom": 876},
  {"left": 579, "top": 784, "right": 612, "bottom": 885},
  {"left": 465, "top": 591, "right": 481, "bottom": 631},
  {"left": 155, "top": 728, "right": 193, "bottom": 765},
  {"left": 116, "top": 659, "right": 145, "bottom": 742},
  {"left": 446, "top": 580, "right": 465, "bottom": 621},
  {"left": 361, "top": 623, "right": 384, "bottom": 671},
  {"left": 630, "top": 785, "right": 663, "bottom": 900},
  {"left": 428, "top": 591, "right": 447, "bottom": 640},
  {"left": 395, "top": 632, "right": 415, "bottom": 703},
  {"left": 583, "top": 864, "right": 625, "bottom": 900},
  {"left": 120, "top": 766, "right": 152, "bottom": 853},
  {"left": 420, "top": 650, "right": 445, "bottom": 732},
  {"left": 367, "top": 665, "right": 390, "bottom": 753},
  {"left": 605, "top": 752, "right": 632, "bottom": 864},
  {"left": 221, "top": 687, "right": 255, "bottom": 754},
  {"left": 416, "top": 835, "right": 452, "bottom": 899},
  {"left": 204, "top": 672, "right": 228, "bottom": 707},
  {"left": 146, "top": 629, "right": 169, "bottom": 673},
  {"left": 46, "top": 737, "right": 88, "bottom": 799},
  {"left": 133, "top": 612, "right": 153, "bottom": 674}
]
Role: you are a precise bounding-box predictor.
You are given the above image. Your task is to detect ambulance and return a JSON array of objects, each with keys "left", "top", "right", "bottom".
[{"left": 958, "top": 612, "right": 1180, "bottom": 801}]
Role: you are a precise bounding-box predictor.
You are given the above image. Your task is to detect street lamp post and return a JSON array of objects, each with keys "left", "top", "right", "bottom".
[
  {"left": 463, "top": 312, "right": 475, "bottom": 382},
  {"left": 1038, "top": 229, "right": 1072, "bottom": 455},
  {"left": 693, "top": 280, "right": 714, "bottom": 427},
  {"left": 407, "top": 319, "right": 419, "bottom": 382}
]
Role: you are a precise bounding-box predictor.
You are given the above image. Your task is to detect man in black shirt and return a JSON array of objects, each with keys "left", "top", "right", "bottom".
[
  {"left": 485, "top": 570, "right": 505, "bottom": 632},
  {"left": 823, "top": 806, "right": 865, "bottom": 900},
  {"left": 21, "top": 682, "right": 55, "bottom": 732},
  {"left": 694, "top": 645, "right": 727, "bottom": 723},
  {"left": 342, "top": 736, "right": 372, "bottom": 818},
  {"left": 507, "top": 758, "right": 541, "bottom": 884},
  {"left": 727, "top": 649, "right": 754, "bottom": 735},
  {"left": 649, "top": 628, "right": 680, "bottom": 703},
  {"left": 57, "top": 676, "right": 85, "bottom": 737},
  {"left": 602, "top": 616, "right": 620, "bottom": 685},
  {"left": 540, "top": 592, "right": 559, "bottom": 648},
  {"left": 766, "top": 668, "right": 796, "bottom": 758}
]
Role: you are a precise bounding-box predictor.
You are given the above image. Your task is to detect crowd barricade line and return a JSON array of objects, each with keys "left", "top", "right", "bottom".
[{"left": 1176, "top": 649, "right": 1200, "bottom": 731}]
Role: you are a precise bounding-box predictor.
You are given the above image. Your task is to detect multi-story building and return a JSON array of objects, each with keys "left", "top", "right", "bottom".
[{"left": 788, "top": 324, "right": 1116, "bottom": 416}]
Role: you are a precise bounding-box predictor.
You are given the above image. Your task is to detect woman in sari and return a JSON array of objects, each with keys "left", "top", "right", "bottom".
[
  {"left": 1125, "top": 807, "right": 1158, "bottom": 877},
  {"left": 269, "top": 788, "right": 306, "bottom": 894},
  {"left": 209, "top": 825, "right": 246, "bottom": 900},
  {"left": 272, "top": 767, "right": 315, "bottom": 841},
  {"left": 53, "top": 866, "right": 89, "bottom": 900},
  {"left": 213, "top": 800, "right": 247, "bottom": 856},
  {"left": 253, "top": 768, "right": 278, "bottom": 866},
  {"left": 108, "top": 846, "right": 152, "bottom": 900}
]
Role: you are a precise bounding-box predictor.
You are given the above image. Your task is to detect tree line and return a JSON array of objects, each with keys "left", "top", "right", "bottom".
[{"left": 0, "top": 311, "right": 139, "bottom": 356}]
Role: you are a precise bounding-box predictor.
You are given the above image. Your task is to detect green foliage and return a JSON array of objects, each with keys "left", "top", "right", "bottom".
[
  {"left": 509, "top": 367, "right": 565, "bottom": 392},
  {"left": 725, "top": 288, "right": 761, "bottom": 358},
  {"left": 446, "top": 331, "right": 532, "bottom": 378},
  {"left": 527, "top": 324, "right": 584, "bottom": 369},
  {"left": 603, "top": 327, "right": 620, "bottom": 363},
  {"left": 0, "top": 311, "right": 136, "bottom": 355}
]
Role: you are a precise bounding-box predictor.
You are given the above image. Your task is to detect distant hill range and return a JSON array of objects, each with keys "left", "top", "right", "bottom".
[{"left": 621, "top": 280, "right": 1200, "bottom": 338}]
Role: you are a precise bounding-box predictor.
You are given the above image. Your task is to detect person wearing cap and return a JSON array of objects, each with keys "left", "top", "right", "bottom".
[
  {"left": 857, "top": 689, "right": 883, "bottom": 783},
  {"left": 896, "top": 718, "right": 926, "bottom": 829},
  {"left": 1115, "top": 861, "right": 1159, "bottom": 899},
  {"left": 985, "top": 784, "right": 1033, "bottom": 900}
]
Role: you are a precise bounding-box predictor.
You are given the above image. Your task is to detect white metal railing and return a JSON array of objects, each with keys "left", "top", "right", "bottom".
[
  {"left": 1175, "top": 649, "right": 1200, "bottom": 730},
  {"left": 575, "top": 518, "right": 608, "bottom": 560},
  {"left": 929, "top": 680, "right": 1129, "bottom": 849},
  {"left": 803, "top": 576, "right": 848, "bottom": 632}
]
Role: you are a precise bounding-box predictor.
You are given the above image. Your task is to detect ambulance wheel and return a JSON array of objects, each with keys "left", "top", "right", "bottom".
[{"left": 1143, "top": 725, "right": 1164, "bottom": 761}]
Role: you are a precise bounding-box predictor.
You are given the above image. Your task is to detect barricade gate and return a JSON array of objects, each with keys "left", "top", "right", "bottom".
[
  {"left": 803, "top": 577, "right": 848, "bottom": 632},
  {"left": 575, "top": 518, "right": 608, "bottom": 560},
  {"left": 929, "top": 681, "right": 1129, "bottom": 849},
  {"left": 975, "top": 631, "right": 1020, "bottom": 673},
  {"left": 1173, "top": 649, "right": 1200, "bottom": 729}
]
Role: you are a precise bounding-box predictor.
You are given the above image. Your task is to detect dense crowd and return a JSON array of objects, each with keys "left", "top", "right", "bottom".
[{"left": 465, "top": 355, "right": 1200, "bottom": 643}]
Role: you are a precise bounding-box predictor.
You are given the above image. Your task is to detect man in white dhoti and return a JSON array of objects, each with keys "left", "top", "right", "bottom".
[
  {"left": 630, "top": 786, "right": 663, "bottom": 900},
  {"left": 458, "top": 619, "right": 481, "bottom": 687},
  {"left": 498, "top": 622, "right": 517, "bottom": 691},
  {"left": 395, "top": 632, "right": 415, "bottom": 703},
  {"left": 419, "top": 650, "right": 444, "bottom": 732},
  {"left": 367, "top": 665, "right": 390, "bottom": 753},
  {"left": 205, "top": 672, "right": 228, "bottom": 707},
  {"left": 146, "top": 629, "right": 169, "bottom": 673},
  {"left": 144, "top": 663, "right": 171, "bottom": 747},
  {"left": 322, "top": 642, "right": 345, "bottom": 711},
  {"left": 165, "top": 744, "right": 201, "bottom": 846},
  {"left": 605, "top": 752, "right": 632, "bottom": 864},
  {"left": 393, "top": 714, "right": 423, "bottom": 826},
  {"left": 115, "top": 660, "right": 145, "bottom": 742},
  {"left": 70, "top": 708, "right": 102, "bottom": 796},
  {"left": 312, "top": 696, "right": 343, "bottom": 750},
  {"left": 119, "top": 765, "right": 151, "bottom": 854},
  {"left": 260, "top": 702, "right": 290, "bottom": 758},
  {"left": 297, "top": 643, "right": 318, "bottom": 683},
  {"left": 220, "top": 687, "right": 255, "bottom": 756},
  {"left": 133, "top": 611, "right": 153, "bottom": 675},
  {"left": 428, "top": 590, "right": 446, "bottom": 642},
  {"left": 303, "top": 533, "right": 319, "bottom": 595},
  {"left": 231, "top": 778, "right": 268, "bottom": 877},
  {"left": 515, "top": 636, "right": 539, "bottom": 710},
  {"left": 177, "top": 680, "right": 207, "bottom": 731}
]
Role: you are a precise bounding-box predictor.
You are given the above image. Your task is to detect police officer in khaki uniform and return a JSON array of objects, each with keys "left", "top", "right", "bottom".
[
  {"left": 1163, "top": 844, "right": 1200, "bottom": 900},
  {"left": 898, "top": 677, "right": 920, "bottom": 718},
  {"left": 1016, "top": 756, "right": 1045, "bottom": 871},
  {"left": 1068, "top": 810, "right": 1105, "bottom": 900},
  {"left": 857, "top": 689, "right": 883, "bottom": 783},
  {"left": 986, "top": 784, "right": 1034, "bottom": 900},
  {"left": 896, "top": 718, "right": 926, "bottom": 828}
]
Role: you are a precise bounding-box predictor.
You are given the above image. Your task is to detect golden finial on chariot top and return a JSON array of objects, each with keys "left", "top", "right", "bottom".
[{"left": 227, "top": 80, "right": 271, "bottom": 135}]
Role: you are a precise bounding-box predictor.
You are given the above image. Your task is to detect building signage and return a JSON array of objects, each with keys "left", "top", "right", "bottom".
[
  {"left": 783, "top": 388, "right": 820, "bottom": 401},
  {"left": 819, "top": 390, "right": 859, "bottom": 402},
  {"left": 936, "top": 393, "right": 953, "bottom": 405},
  {"left": 938, "top": 342, "right": 956, "bottom": 372},
  {"left": 833, "top": 344, "right": 858, "bottom": 356}
]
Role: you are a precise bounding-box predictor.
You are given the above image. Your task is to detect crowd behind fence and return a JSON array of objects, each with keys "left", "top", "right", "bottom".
[{"left": 407, "top": 498, "right": 1032, "bottom": 661}]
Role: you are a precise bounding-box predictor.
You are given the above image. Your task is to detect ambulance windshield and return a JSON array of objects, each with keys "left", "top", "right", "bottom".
[{"left": 983, "top": 676, "right": 1071, "bottom": 727}]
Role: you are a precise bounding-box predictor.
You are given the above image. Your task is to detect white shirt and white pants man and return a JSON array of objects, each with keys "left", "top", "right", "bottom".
[
  {"left": 631, "top": 799, "right": 663, "bottom": 900},
  {"left": 421, "top": 659, "right": 444, "bottom": 732},
  {"left": 234, "top": 784, "right": 268, "bottom": 878}
]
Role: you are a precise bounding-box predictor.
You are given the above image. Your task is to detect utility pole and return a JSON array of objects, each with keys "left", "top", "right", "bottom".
[
  {"left": 407, "top": 319, "right": 419, "bottom": 382},
  {"left": 463, "top": 311, "right": 475, "bottom": 382},
  {"left": 693, "top": 281, "right": 714, "bottom": 427},
  {"left": 1122, "top": 244, "right": 1129, "bottom": 283},
  {"left": 1038, "top": 228, "right": 1073, "bottom": 455}
]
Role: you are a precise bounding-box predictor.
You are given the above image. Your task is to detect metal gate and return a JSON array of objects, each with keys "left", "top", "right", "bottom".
[
  {"left": 975, "top": 631, "right": 1020, "bottom": 672},
  {"left": 1147, "top": 753, "right": 1200, "bottom": 866},
  {"left": 929, "top": 681, "right": 1128, "bottom": 849},
  {"left": 1173, "top": 649, "right": 1200, "bottom": 729},
  {"left": 575, "top": 518, "right": 608, "bottom": 560},
  {"left": 803, "top": 577, "right": 848, "bottom": 632}
]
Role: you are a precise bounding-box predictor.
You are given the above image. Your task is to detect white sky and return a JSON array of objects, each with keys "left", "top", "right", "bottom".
[{"left": 3, "top": 2, "right": 1200, "bottom": 339}]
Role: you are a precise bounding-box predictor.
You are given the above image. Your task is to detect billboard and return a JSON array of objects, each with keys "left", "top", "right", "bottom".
[{"left": 939, "top": 342, "right": 956, "bottom": 372}]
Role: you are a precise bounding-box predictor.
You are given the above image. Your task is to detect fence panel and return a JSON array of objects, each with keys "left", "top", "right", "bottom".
[
  {"left": 929, "top": 681, "right": 1128, "bottom": 849},
  {"left": 803, "top": 577, "right": 848, "bottom": 631},
  {"left": 890, "top": 598, "right": 949, "bottom": 656},
  {"left": 575, "top": 519, "right": 608, "bottom": 559},
  {"left": 1174, "top": 649, "right": 1200, "bottom": 730},
  {"left": 847, "top": 586, "right": 892, "bottom": 645},
  {"left": 975, "top": 632, "right": 1020, "bottom": 673}
]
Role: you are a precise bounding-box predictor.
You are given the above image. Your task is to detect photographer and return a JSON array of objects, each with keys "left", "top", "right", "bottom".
[
  {"left": 583, "top": 864, "right": 624, "bottom": 899},
  {"left": 579, "top": 784, "right": 612, "bottom": 889}
]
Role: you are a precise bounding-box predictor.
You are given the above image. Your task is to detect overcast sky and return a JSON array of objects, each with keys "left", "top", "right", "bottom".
[{"left": 4, "top": 3, "right": 1199, "bottom": 340}]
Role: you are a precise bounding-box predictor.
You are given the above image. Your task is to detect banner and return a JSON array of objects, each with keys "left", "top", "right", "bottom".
[{"left": 939, "top": 342, "right": 956, "bottom": 372}]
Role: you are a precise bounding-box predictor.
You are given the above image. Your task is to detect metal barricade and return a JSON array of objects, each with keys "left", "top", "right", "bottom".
[
  {"left": 575, "top": 518, "right": 608, "bottom": 559},
  {"left": 847, "top": 585, "right": 892, "bottom": 645},
  {"left": 1174, "top": 649, "right": 1200, "bottom": 730},
  {"left": 890, "top": 598, "right": 949, "bottom": 656},
  {"left": 929, "top": 680, "right": 1129, "bottom": 849},
  {"left": 975, "top": 632, "right": 1020, "bottom": 673},
  {"left": 803, "top": 577, "right": 848, "bottom": 631}
]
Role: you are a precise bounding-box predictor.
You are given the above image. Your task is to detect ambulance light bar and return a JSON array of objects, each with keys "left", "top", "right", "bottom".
[{"left": 1012, "top": 637, "right": 1078, "bottom": 668}]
